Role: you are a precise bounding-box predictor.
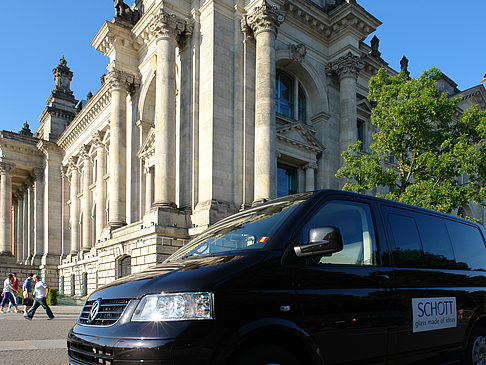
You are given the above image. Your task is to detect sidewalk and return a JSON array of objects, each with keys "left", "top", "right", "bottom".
[{"left": 0, "top": 304, "right": 83, "bottom": 365}]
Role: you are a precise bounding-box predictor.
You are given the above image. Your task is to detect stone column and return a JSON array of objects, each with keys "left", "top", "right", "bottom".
[
  {"left": 243, "top": 1, "right": 284, "bottom": 204},
  {"left": 150, "top": 9, "right": 188, "bottom": 209},
  {"left": 22, "top": 186, "right": 29, "bottom": 260},
  {"left": 106, "top": 70, "right": 128, "bottom": 228},
  {"left": 60, "top": 166, "right": 70, "bottom": 258},
  {"left": 93, "top": 133, "right": 106, "bottom": 242},
  {"left": 326, "top": 52, "right": 363, "bottom": 157},
  {"left": 69, "top": 160, "right": 80, "bottom": 255},
  {"left": 32, "top": 168, "right": 44, "bottom": 265},
  {"left": 0, "top": 162, "right": 14, "bottom": 255},
  {"left": 305, "top": 162, "right": 317, "bottom": 192},
  {"left": 16, "top": 192, "right": 24, "bottom": 261},
  {"left": 80, "top": 146, "right": 92, "bottom": 251},
  {"left": 27, "top": 180, "right": 34, "bottom": 261},
  {"left": 145, "top": 164, "right": 154, "bottom": 212},
  {"left": 12, "top": 199, "right": 18, "bottom": 261}
]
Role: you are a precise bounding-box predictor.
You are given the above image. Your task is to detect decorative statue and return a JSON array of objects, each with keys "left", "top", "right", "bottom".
[{"left": 113, "top": 0, "right": 140, "bottom": 25}]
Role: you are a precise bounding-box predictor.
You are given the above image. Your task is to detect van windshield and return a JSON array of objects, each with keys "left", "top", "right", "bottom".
[{"left": 168, "top": 193, "right": 312, "bottom": 261}]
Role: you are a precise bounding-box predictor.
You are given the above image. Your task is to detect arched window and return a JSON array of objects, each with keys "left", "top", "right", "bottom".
[{"left": 276, "top": 70, "right": 307, "bottom": 123}]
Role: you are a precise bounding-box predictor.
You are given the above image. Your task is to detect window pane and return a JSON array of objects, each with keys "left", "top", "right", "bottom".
[
  {"left": 277, "top": 164, "right": 298, "bottom": 198},
  {"left": 447, "top": 221, "right": 486, "bottom": 271},
  {"left": 388, "top": 213, "right": 423, "bottom": 267},
  {"left": 299, "top": 201, "right": 377, "bottom": 265},
  {"left": 298, "top": 83, "right": 306, "bottom": 122},
  {"left": 276, "top": 70, "right": 294, "bottom": 118}
]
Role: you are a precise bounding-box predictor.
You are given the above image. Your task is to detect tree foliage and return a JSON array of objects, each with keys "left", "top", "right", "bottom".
[{"left": 336, "top": 67, "right": 486, "bottom": 214}]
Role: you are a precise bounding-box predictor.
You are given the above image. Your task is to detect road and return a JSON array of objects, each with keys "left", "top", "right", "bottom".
[{"left": 0, "top": 304, "right": 83, "bottom": 365}]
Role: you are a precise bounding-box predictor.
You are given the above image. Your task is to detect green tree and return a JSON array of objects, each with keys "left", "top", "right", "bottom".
[{"left": 336, "top": 67, "right": 486, "bottom": 214}]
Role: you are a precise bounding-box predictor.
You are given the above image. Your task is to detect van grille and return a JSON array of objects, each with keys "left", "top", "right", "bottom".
[
  {"left": 78, "top": 298, "right": 130, "bottom": 326},
  {"left": 68, "top": 340, "right": 114, "bottom": 365}
]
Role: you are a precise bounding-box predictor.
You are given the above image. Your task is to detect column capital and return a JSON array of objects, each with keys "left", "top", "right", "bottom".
[
  {"left": 32, "top": 167, "right": 44, "bottom": 182},
  {"left": 67, "top": 157, "right": 79, "bottom": 172},
  {"left": 243, "top": 0, "right": 285, "bottom": 38},
  {"left": 106, "top": 69, "right": 141, "bottom": 93},
  {"left": 150, "top": 9, "right": 186, "bottom": 41},
  {"left": 326, "top": 52, "right": 363, "bottom": 81},
  {"left": 60, "top": 165, "right": 69, "bottom": 178},
  {"left": 305, "top": 161, "right": 318, "bottom": 171},
  {"left": 79, "top": 145, "right": 91, "bottom": 161},
  {"left": 0, "top": 161, "right": 14, "bottom": 175},
  {"left": 92, "top": 131, "right": 106, "bottom": 149}
]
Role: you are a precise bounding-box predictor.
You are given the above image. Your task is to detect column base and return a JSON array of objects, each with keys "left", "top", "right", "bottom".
[
  {"left": 192, "top": 199, "right": 237, "bottom": 228},
  {"left": 252, "top": 198, "right": 269, "bottom": 207},
  {"left": 109, "top": 221, "right": 126, "bottom": 230},
  {"left": 153, "top": 201, "right": 177, "bottom": 210},
  {"left": 41, "top": 253, "right": 61, "bottom": 267},
  {"left": 30, "top": 255, "right": 42, "bottom": 266}
]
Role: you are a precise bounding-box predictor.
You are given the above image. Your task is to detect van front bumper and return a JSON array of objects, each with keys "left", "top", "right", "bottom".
[{"left": 68, "top": 330, "right": 212, "bottom": 365}]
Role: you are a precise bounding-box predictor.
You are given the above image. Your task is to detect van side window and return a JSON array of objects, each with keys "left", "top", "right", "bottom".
[
  {"left": 299, "top": 201, "right": 377, "bottom": 265},
  {"left": 446, "top": 220, "right": 486, "bottom": 271},
  {"left": 388, "top": 213, "right": 423, "bottom": 267},
  {"left": 416, "top": 215, "right": 456, "bottom": 268}
]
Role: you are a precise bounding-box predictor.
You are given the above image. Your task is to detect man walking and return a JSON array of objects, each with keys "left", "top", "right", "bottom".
[
  {"left": 8, "top": 273, "right": 19, "bottom": 312},
  {"left": 22, "top": 273, "right": 34, "bottom": 314},
  {"left": 1, "top": 274, "right": 20, "bottom": 313},
  {"left": 24, "top": 275, "right": 54, "bottom": 320}
]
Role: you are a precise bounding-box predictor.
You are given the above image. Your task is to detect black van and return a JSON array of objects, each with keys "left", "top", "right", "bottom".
[{"left": 68, "top": 190, "right": 486, "bottom": 364}]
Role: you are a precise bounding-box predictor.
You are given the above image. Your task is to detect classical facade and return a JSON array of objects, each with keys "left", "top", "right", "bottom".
[{"left": 0, "top": 0, "right": 485, "bottom": 295}]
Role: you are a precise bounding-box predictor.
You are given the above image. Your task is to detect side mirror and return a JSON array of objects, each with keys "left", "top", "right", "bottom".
[{"left": 294, "top": 226, "right": 343, "bottom": 258}]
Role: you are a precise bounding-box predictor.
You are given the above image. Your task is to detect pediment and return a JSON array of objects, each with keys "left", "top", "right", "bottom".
[
  {"left": 357, "top": 98, "right": 373, "bottom": 115},
  {"left": 137, "top": 127, "right": 154, "bottom": 159},
  {"left": 277, "top": 122, "right": 325, "bottom": 154},
  {"left": 457, "top": 85, "right": 486, "bottom": 110}
]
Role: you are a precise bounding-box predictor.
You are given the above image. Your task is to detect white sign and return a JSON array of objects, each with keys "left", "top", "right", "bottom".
[{"left": 412, "top": 297, "right": 457, "bottom": 333}]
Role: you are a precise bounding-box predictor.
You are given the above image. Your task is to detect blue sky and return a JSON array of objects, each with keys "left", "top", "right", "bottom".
[{"left": 1, "top": 1, "right": 485, "bottom": 134}]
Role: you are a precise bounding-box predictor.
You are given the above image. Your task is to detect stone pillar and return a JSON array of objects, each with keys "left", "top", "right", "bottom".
[
  {"left": 243, "top": 1, "right": 284, "bottom": 204},
  {"left": 27, "top": 180, "right": 34, "bottom": 262},
  {"left": 106, "top": 70, "right": 128, "bottom": 228},
  {"left": 16, "top": 193, "right": 24, "bottom": 261},
  {"left": 150, "top": 9, "right": 181, "bottom": 209},
  {"left": 305, "top": 162, "right": 317, "bottom": 192},
  {"left": 12, "top": 199, "right": 18, "bottom": 261},
  {"left": 145, "top": 164, "right": 154, "bottom": 212},
  {"left": 22, "top": 187, "right": 29, "bottom": 261},
  {"left": 60, "top": 166, "right": 70, "bottom": 258},
  {"left": 0, "top": 162, "right": 14, "bottom": 255},
  {"left": 32, "top": 167, "right": 44, "bottom": 265},
  {"left": 326, "top": 52, "right": 363, "bottom": 157},
  {"left": 69, "top": 160, "right": 80, "bottom": 255},
  {"left": 93, "top": 133, "right": 106, "bottom": 242},
  {"left": 126, "top": 85, "right": 141, "bottom": 224},
  {"left": 80, "top": 146, "right": 92, "bottom": 251}
]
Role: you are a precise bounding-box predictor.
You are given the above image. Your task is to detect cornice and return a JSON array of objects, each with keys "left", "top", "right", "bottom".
[
  {"left": 284, "top": 0, "right": 380, "bottom": 41},
  {"left": 92, "top": 21, "right": 140, "bottom": 57},
  {"left": 57, "top": 84, "right": 111, "bottom": 151},
  {"left": 277, "top": 121, "right": 325, "bottom": 154}
]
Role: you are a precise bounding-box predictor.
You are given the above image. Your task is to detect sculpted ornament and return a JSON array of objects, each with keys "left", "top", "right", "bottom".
[
  {"left": 326, "top": 52, "right": 363, "bottom": 81},
  {"left": 0, "top": 161, "right": 14, "bottom": 175},
  {"left": 290, "top": 43, "right": 307, "bottom": 63},
  {"left": 150, "top": 9, "right": 191, "bottom": 44},
  {"left": 242, "top": 0, "right": 285, "bottom": 38},
  {"left": 106, "top": 70, "right": 141, "bottom": 93}
]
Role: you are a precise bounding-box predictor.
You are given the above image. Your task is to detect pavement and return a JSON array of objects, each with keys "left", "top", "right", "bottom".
[{"left": 0, "top": 304, "right": 83, "bottom": 365}]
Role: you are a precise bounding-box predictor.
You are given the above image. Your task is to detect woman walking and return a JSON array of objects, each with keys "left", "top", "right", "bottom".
[{"left": 1, "top": 274, "right": 20, "bottom": 313}]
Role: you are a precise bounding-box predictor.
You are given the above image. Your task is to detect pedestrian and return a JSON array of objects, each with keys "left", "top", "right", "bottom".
[
  {"left": 1, "top": 274, "right": 20, "bottom": 313},
  {"left": 8, "top": 273, "right": 19, "bottom": 312},
  {"left": 24, "top": 275, "right": 54, "bottom": 320},
  {"left": 22, "top": 273, "right": 34, "bottom": 314}
]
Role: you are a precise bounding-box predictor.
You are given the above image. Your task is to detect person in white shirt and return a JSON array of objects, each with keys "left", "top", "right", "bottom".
[
  {"left": 24, "top": 275, "right": 54, "bottom": 320},
  {"left": 1, "top": 273, "right": 19, "bottom": 313}
]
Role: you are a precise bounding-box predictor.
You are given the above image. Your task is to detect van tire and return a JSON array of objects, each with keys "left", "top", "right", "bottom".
[
  {"left": 233, "top": 344, "right": 301, "bottom": 365},
  {"left": 465, "top": 326, "right": 486, "bottom": 364}
]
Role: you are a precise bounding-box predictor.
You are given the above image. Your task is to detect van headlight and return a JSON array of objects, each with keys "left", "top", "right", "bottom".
[{"left": 131, "top": 292, "right": 213, "bottom": 322}]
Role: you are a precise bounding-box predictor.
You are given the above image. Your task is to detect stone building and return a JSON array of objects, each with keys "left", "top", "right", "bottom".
[{"left": 0, "top": 0, "right": 485, "bottom": 295}]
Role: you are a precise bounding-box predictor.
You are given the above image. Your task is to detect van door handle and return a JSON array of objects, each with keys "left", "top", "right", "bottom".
[{"left": 373, "top": 273, "right": 390, "bottom": 281}]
